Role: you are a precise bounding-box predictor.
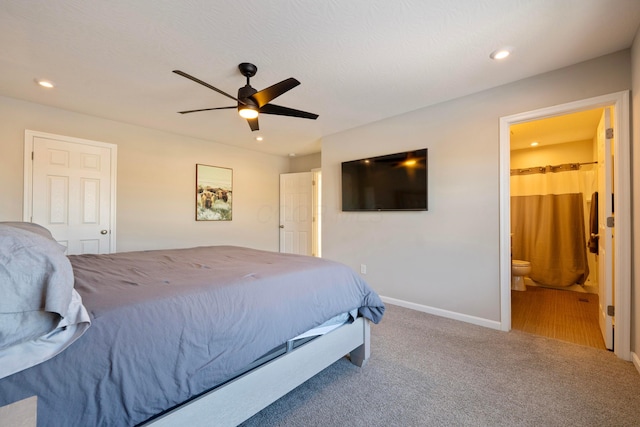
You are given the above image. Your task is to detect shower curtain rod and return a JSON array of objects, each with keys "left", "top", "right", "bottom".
[{"left": 510, "top": 161, "right": 597, "bottom": 176}]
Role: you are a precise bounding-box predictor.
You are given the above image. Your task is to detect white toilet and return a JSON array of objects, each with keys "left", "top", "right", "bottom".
[{"left": 511, "top": 260, "right": 531, "bottom": 291}]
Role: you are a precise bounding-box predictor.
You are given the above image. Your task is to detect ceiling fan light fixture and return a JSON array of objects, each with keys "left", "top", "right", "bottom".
[{"left": 238, "top": 106, "right": 259, "bottom": 119}]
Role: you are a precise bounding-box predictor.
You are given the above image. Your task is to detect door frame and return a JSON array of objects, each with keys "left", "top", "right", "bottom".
[
  {"left": 312, "top": 168, "right": 322, "bottom": 257},
  {"left": 23, "top": 130, "right": 118, "bottom": 252},
  {"left": 498, "top": 91, "right": 631, "bottom": 360}
]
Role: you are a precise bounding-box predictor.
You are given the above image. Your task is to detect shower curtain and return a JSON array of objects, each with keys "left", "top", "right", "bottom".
[{"left": 510, "top": 168, "right": 595, "bottom": 287}]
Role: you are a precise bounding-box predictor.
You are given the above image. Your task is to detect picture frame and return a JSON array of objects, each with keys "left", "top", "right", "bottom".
[{"left": 196, "top": 164, "right": 233, "bottom": 221}]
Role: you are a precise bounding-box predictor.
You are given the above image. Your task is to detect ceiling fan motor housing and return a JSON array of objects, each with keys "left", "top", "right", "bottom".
[{"left": 237, "top": 85, "right": 258, "bottom": 111}]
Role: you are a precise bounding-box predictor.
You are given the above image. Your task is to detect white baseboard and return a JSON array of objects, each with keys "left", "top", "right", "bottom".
[
  {"left": 380, "top": 296, "right": 502, "bottom": 330},
  {"left": 632, "top": 352, "right": 640, "bottom": 375}
]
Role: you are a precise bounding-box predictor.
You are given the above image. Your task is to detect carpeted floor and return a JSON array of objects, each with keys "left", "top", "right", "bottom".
[{"left": 242, "top": 304, "right": 640, "bottom": 426}]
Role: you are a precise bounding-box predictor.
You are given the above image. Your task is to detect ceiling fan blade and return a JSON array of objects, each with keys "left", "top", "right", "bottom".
[
  {"left": 173, "top": 70, "right": 245, "bottom": 105},
  {"left": 178, "top": 106, "right": 236, "bottom": 114},
  {"left": 259, "top": 103, "right": 319, "bottom": 120},
  {"left": 247, "top": 117, "right": 259, "bottom": 131},
  {"left": 252, "top": 78, "right": 300, "bottom": 108}
]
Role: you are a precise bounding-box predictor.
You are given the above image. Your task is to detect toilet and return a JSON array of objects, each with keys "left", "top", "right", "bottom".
[{"left": 511, "top": 260, "right": 531, "bottom": 291}]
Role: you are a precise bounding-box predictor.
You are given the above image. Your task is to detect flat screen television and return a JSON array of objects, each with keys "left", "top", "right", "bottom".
[{"left": 341, "top": 148, "right": 428, "bottom": 211}]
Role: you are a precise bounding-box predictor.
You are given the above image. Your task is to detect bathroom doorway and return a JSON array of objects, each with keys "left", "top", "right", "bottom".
[
  {"left": 509, "top": 108, "right": 603, "bottom": 349},
  {"left": 498, "top": 92, "right": 631, "bottom": 360}
]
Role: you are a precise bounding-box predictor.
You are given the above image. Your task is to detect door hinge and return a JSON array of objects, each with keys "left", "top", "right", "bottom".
[
  {"left": 605, "top": 128, "right": 614, "bottom": 139},
  {"left": 607, "top": 305, "right": 615, "bottom": 316},
  {"left": 606, "top": 216, "right": 614, "bottom": 228},
  {"left": 31, "top": 151, "right": 34, "bottom": 160}
]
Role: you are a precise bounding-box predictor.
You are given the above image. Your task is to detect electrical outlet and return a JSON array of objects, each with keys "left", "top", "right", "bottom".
[{"left": 360, "top": 264, "right": 367, "bottom": 274}]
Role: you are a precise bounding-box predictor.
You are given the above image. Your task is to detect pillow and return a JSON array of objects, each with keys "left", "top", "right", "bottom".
[
  {"left": 0, "top": 223, "right": 74, "bottom": 350},
  {"left": 0, "top": 221, "right": 56, "bottom": 241}
]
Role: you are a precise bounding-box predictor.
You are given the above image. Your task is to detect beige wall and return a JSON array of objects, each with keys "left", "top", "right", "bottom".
[
  {"left": 510, "top": 139, "right": 595, "bottom": 170},
  {"left": 1, "top": 46, "right": 637, "bottom": 359},
  {"left": 322, "top": 50, "right": 631, "bottom": 325},
  {"left": 289, "top": 152, "right": 321, "bottom": 172},
  {"left": 631, "top": 26, "right": 640, "bottom": 363},
  {"left": 0, "top": 96, "right": 289, "bottom": 252}
]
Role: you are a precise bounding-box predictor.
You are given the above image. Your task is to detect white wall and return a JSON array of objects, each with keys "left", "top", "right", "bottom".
[
  {"left": 322, "top": 50, "right": 631, "bottom": 324},
  {"left": 0, "top": 96, "right": 289, "bottom": 252},
  {"left": 631, "top": 25, "right": 640, "bottom": 365}
]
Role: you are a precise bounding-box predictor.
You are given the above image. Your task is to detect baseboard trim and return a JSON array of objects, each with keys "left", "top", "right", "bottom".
[
  {"left": 380, "top": 296, "right": 502, "bottom": 330},
  {"left": 632, "top": 352, "right": 640, "bottom": 375}
]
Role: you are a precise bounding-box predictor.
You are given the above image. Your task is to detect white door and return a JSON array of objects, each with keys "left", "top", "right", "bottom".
[
  {"left": 279, "top": 172, "right": 313, "bottom": 255},
  {"left": 596, "top": 108, "right": 614, "bottom": 350},
  {"left": 25, "top": 131, "right": 117, "bottom": 255}
]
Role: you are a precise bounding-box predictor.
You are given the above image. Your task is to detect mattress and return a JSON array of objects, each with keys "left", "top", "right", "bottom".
[{"left": 0, "top": 245, "right": 384, "bottom": 426}]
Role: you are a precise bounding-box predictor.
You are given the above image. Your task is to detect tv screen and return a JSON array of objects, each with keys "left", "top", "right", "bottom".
[{"left": 341, "top": 149, "right": 428, "bottom": 211}]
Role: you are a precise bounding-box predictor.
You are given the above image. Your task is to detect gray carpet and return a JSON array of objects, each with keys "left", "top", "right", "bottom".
[{"left": 241, "top": 304, "right": 640, "bottom": 426}]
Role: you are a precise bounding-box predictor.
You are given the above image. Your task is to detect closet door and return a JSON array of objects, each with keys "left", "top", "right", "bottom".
[
  {"left": 24, "top": 130, "right": 117, "bottom": 255},
  {"left": 279, "top": 172, "right": 313, "bottom": 256}
]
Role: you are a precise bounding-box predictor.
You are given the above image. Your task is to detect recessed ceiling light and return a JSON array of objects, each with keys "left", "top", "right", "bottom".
[
  {"left": 530, "top": 141, "right": 539, "bottom": 147},
  {"left": 35, "top": 79, "right": 55, "bottom": 88},
  {"left": 288, "top": 153, "right": 296, "bottom": 157},
  {"left": 255, "top": 136, "right": 263, "bottom": 142},
  {"left": 490, "top": 48, "right": 511, "bottom": 60}
]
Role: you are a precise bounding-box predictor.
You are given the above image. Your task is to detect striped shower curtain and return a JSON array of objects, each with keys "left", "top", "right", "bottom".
[{"left": 510, "top": 168, "right": 595, "bottom": 287}]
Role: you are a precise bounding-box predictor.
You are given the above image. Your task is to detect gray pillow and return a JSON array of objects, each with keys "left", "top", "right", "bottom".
[
  {"left": 0, "top": 223, "right": 74, "bottom": 350},
  {"left": 0, "top": 221, "right": 56, "bottom": 241}
]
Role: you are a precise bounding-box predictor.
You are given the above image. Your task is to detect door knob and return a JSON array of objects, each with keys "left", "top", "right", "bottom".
[
  {"left": 279, "top": 225, "right": 284, "bottom": 228},
  {"left": 100, "top": 230, "right": 108, "bottom": 235}
]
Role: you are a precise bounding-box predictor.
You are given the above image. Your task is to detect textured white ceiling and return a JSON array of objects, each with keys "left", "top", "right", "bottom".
[{"left": 1, "top": 0, "right": 639, "bottom": 156}]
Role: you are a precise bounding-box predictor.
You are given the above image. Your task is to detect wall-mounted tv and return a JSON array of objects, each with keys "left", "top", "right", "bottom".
[{"left": 341, "top": 148, "right": 428, "bottom": 211}]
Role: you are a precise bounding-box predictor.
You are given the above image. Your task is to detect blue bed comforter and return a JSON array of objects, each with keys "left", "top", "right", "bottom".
[{"left": 0, "top": 246, "right": 384, "bottom": 426}]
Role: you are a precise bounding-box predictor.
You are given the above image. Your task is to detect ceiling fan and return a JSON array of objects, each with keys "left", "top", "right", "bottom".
[{"left": 173, "top": 63, "right": 318, "bottom": 131}]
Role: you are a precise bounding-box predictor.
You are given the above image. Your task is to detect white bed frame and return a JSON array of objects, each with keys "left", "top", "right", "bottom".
[
  {"left": 0, "top": 318, "right": 370, "bottom": 427},
  {"left": 145, "top": 317, "right": 371, "bottom": 427}
]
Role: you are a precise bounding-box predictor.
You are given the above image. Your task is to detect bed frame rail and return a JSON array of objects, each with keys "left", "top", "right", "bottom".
[{"left": 145, "top": 317, "right": 370, "bottom": 427}]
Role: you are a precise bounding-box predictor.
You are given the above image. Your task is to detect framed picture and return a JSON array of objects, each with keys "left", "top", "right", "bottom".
[{"left": 196, "top": 164, "right": 233, "bottom": 221}]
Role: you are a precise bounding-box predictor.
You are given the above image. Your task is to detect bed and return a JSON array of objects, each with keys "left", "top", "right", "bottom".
[{"left": 0, "top": 222, "right": 384, "bottom": 426}]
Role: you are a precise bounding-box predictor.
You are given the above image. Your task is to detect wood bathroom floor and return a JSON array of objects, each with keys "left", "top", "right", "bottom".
[{"left": 511, "top": 286, "right": 606, "bottom": 350}]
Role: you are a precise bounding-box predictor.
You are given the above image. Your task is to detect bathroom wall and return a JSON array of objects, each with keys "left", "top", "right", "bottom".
[{"left": 510, "top": 139, "right": 595, "bottom": 169}]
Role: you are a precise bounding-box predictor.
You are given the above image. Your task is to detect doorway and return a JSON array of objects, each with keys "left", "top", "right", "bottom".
[
  {"left": 509, "top": 108, "right": 604, "bottom": 349},
  {"left": 279, "top": 171, "right": 321, "bottom": 256},
  {"left": 498, "top": 91, "right": 631, "bottom": 361}
]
